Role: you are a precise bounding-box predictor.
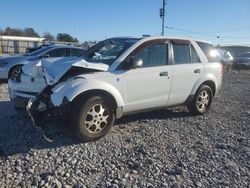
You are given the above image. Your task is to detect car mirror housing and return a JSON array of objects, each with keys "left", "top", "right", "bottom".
[{"left": 126, "top": 56, "right": 143, "bottom": 69}]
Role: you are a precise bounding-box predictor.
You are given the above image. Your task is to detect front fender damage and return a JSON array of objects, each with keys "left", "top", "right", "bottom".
[{"left": 26, "top": 85, "right": 70, "bottom": 142}]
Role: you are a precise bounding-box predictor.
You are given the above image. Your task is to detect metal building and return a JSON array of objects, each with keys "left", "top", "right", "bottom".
[{"left": 0, "top": 36, "right": 45, "bottom": 54}]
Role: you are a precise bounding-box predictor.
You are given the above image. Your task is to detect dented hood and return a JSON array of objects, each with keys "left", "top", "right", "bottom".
[
  {"left": 22, "top": 56, "right": 109, "bottom": 85},
  {"left": 42, "top": 57, "right": 109, "bottom": 85}
]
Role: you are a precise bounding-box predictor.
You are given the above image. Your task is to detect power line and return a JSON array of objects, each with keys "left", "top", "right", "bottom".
[
  {"left": 165, "top": 26, "right": 250, "bottom": 47},
  {"left": 165, "top": 26, "right": 219, "bottom": 38},
  {"left": 166, "top": 26, "right": 250, "bottom": 41}
]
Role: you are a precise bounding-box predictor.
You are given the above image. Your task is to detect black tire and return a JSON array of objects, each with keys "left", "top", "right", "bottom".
[
  {"left": 71, "top": 96, "right": 115, "bottom": 142},
  {"left": 9, "top": 65, "right": 23, "bottom": 80},
  {"left": 187, "top": 85, "right": 213, "bottom": 115}
]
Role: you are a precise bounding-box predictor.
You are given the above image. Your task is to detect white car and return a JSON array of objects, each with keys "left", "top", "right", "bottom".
[
  {"left": 9, "top": 36, "right": 223, "bottom": 142},
  {"left": 0, "top": 45, "right": 84, "bottom": 82}
]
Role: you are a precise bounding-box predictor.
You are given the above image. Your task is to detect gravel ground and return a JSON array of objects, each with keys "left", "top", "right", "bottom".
[{"left": 0, "top": 70, "right": 249, "bottom": 188}]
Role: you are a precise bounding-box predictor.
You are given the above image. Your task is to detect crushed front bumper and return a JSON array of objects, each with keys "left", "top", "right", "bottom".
[
  {"left": 25, "top": 86, "right": 71, "bottom": 142},
  {"left": 25, "top": 86, "right": 70, "bottom": 128}
]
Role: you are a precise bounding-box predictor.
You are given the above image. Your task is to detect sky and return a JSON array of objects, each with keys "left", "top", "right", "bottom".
[{"left": 0, "top": 0, "right": 250, "bottom": 45}]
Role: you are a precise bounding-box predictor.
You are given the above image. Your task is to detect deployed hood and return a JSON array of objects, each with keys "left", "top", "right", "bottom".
[
  {"left": 22, "top": 56, "right": 109, "bottom": 85},
  {"left": 22, "top": 57, "right": 80, "bottom": 77}
]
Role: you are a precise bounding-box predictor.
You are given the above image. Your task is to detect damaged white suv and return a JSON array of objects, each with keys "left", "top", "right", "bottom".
[{"left": 9, "top": 36, "right": 223, "bottom": 141}]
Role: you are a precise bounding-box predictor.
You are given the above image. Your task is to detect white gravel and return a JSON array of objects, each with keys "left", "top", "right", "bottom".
[{"left": 0, "top": 70, "right": 249, "bottom": 187}]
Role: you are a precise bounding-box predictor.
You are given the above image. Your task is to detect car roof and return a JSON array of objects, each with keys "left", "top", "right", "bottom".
[
  {"left": 142, "top": 36, "right": 212, "bottom": 44},
  {"left": 108, "top": 36, "right": 212, "bottom": 45},
  {"left": 47, "top": 45, "right": 83, "bottom": 50}
]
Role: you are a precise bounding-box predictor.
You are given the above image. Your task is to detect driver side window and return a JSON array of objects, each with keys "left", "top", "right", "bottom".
[{"left": 133, "top": 44, "right": 168, "bottom": 68}]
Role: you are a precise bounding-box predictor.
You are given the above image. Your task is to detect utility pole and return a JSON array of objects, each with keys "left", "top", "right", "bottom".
[{"left": 160, "top": 0, "right": 166, "bottom": 36}]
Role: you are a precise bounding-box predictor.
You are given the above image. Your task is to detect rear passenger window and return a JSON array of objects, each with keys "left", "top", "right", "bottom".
[
  {"left": 173, "top": 44, "right": 191, "bottom": 64},
  {"left": 191, "top": 46, "right": 201, "bottom": 63},
  {"left": 134, "top": 44, "right": 168, "bottom": 68}
]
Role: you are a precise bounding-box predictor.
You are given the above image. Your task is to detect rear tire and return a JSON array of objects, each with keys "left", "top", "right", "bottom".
[
  {"left": 187, "top": 85, "right": 213, "bottom": 115},
  {"left": 71, "top": 96, "right": 115, "bottom": 142}
]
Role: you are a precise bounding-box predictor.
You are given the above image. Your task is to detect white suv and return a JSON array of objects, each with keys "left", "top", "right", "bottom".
[{"left": 9, "top": 36, "right": 223, "bottom": 141}]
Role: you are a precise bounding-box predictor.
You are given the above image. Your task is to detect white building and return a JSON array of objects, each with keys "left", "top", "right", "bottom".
[{"left": 0, "top": 35, "right": 46, "bottom": 54}]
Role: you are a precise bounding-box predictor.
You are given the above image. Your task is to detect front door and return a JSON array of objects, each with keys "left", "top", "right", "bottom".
[{"left": 121, "top": 41, "right": 172, "bottom": 113}]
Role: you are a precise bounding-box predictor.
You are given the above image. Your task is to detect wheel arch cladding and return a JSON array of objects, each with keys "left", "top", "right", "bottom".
[
  {"left": 201, "top": 80, "right": 216, "bottom": 96},
  {"left": 72, "top": 89, "right": 118, "bottom": 109},
  {"left": 50, "top": 79, "right": 124, "bottom": 108},
  {"left": 190, "top": 73, "right": 218, "bottom": 97}
]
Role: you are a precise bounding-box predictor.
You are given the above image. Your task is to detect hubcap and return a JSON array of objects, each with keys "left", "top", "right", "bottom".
[
  {"left": 196, "top": 90, "right": 210, "bottom": 112},
  {"left": 84, "top": 104, "right": 109, "bottom": 133}
]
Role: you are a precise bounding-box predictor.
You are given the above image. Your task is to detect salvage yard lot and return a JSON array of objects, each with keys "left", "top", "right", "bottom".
[{"left": 0, "top": 70, "right": 249, "bottom": 187}]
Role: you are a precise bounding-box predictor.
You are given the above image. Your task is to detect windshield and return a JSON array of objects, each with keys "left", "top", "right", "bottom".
[
  {"left": 83, "top": 38, "right": 139, "bottom": 65},
  {"left": 25, "top": 46, "right": 54, "bottom": 56}
]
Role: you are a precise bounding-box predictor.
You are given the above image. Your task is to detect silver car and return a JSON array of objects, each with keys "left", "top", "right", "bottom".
[
  {"left": 9, "top": 36, "right": 223, "bottom": 142},
  {"left": 0, "top": 45, "right": 84, "bottom": 81}
]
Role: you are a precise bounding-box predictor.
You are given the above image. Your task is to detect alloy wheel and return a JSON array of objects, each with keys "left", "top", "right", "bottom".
[
  {"left": 10, "top": 67, "right": 22, "bottom": 81},
  {"left": 196, "top": 90, "right": 210, "bottom": 112},
  {"left": 84, "top": 103, "right": 109, "bottom": 133}
]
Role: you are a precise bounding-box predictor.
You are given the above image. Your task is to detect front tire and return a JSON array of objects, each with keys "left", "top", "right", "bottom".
[
  {"left": 187, "top": 85, "right": 213, "bottom": 115},
  {"left": 71, "top": 96, "right": 115, "bottom": 142},
  {"left": 9, "top": 65, "right": 23, "bottom": 81}
]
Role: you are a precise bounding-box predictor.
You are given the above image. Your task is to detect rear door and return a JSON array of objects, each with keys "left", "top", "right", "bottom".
[{"left": 168, "top": 40, "right": 203, "bottom": 106}]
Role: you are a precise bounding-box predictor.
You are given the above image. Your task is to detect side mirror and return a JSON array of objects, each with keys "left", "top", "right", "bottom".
[
  {"left": 40, "top": 54, "right": 50, "bottom": 58},
  {"left": 125, "top": 56, "right": 143, "bottom": 69}
]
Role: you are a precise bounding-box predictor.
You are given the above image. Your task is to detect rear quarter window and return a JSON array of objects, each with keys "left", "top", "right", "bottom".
[{"left": 197, "top": 42, "right": 220, "bottom": 62}]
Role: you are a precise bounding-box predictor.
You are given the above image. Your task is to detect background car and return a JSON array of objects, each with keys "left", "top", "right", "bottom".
[
  {"left": 0, "top": 46, "right": 85, "bottom": 82},
  {"left": 233, "top": 52, "right": 250, "bottom": 69},
  {"left": 25, "top": 44, "right": 52, "bottom": 53},
  {"left": 218, "top": 49, "right": 233, "bottom": 73}
]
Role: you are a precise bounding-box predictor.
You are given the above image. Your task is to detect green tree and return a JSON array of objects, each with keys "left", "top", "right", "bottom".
[
  {"left": 24, "top": 27, "right": 40, "bottom": 37},
  {"left": 43, "top": 32, "right": 55, "bottom": 41},
  {"left": 3, "top": 27, "right": 24, "bottom": 36},
  {"left": 56, "top": 33, "right": 78, "bottom": 43}
]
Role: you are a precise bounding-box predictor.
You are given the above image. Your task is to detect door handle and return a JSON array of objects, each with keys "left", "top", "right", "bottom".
[
  {"left": 194, "top": 69, "right": 201, "bottom": 74},
  {"left": 160, "top": 72, "right": 168, "bottom": 77}
]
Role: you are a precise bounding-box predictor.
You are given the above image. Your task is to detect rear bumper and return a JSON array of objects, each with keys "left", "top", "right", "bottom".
[{"left": 215, "top": 76, "right": 223, "bottom": 95}]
